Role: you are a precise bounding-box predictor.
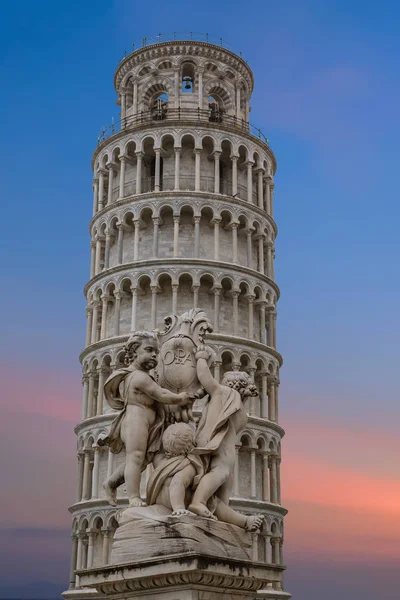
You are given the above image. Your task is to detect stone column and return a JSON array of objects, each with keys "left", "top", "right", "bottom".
[
  {"left": 275, "top": 379, "right": 279, "bottom": 423},
  {"left": 260, "top": 372, "right": 268, "bottom": 418},
  {"left": 154, "top": 148, "right": 161, "bottom": 191},
  {"left": 104, "top": 232, "right": 111, "bottom": 269},
  {"left": 106, "top": 448, "right": 114, "bottom": 481},
  {"left": 76, "top": 535, "right": 83, "bottom": 585},
  {"left": 198, "top": 68, "right": 204, "bottom": 109},
  {"left": 87, "top": 530, "right": 96, "bottom": 568},
  {"left": 279, "top": 539, "right": 284, "bottom": 566},
  {"left": 268, "top": 379, "right": 276, "bottom": 422},
  {"left": 192, "top": 284, "right": 199, "bottom": 308},
  {"left": 96, "top": 368, "right": 106, "bottom": 415},
  {"left": 213, "top": 218, "right": 220, "bottom": 260},
  {"left": 118, "top": 155, "right": 126, "bottom": 199},
  {"left": 257, "top": 168, "right": 264, "bottom": 208},
  {"left": 214, "top": 151, "right": 221, "bottom": 193},
  {"left": 82, "top": 448, "right": 91, "bottom": 500},
  {"left": 172, "top": 284, "right": 179, "bottom": 315},
  {"left": 270, "top": 455, "right": 278, "bottom": 503},
  {"left": 258, "top": 235, "right": 265, "bottom": 275},
  {"left": 152, "top": 217, "right": 159, "bottom": 257},
  {"left": 69, "top": 534, "right": 78, "bottom": 589},
  {"left": 87, "top": 371, "right": 95, "bottom": 418},
  {"left": 266, "top": 242, "right": 274, "bottom": 278},
  {"left": 90, "top": 302, "right": 99, "bottom": 345},
  {"left": 232, "top": 291, "right": 239, "bottom": 336},
  {"left": 102, "top": 529, "right": 111, "bottom": 565},
  {"left": 233, "top": 446, "right": 240, "bottom": 496},
  {"left": 90, "top": 241, "right": 96, "bottom": 278},
  {"left": 252, "top": 533, "right": 259, "bottom": 562},
  {"left": 173, "top": 67, "right": 180, "bottom": 107},
  {"left": 85, "top": 308, "right": 93, "bottom": 347},
  {"left": 174, "top": 147, "right": 181, "bottom": 190},
  {"left": 81, "top": 536, "right": 88, "bottom": 570},
  {"left": 195, "top": 149, "right": 201, "bottom": 191},
  {"left": 236, "top": 85, "right": 241, "bottom": 120},
  {"left": 231, "top": 155, "right": 238, "bottom": 196},
  {"left": 248, "top": 367, "right": 257, "bottom": 416},
  {"left": 264, "top": 177, "right": 271, "bottom": 214},
  {"left": 98, "top": 170, "right": 105, "bottom": 210},
  {"left": 130, "top": 286, "right": 137, "bottom": 330},
  {"left": 133, "top": 220, "right": 140, "bottom": 261},
  {"left": 260, "top": 301, "right": 266, "bottom": 344},
  {"left": 272, "top": 537, "right": 280, "bottom": 564},
  {"left": 95, "top": 236, "right": 102, "bottom": 275},
  {"left": 277, "top": 457, "right": 281, "bottom": 504},
  {"left": 76, "top": 451, "right": 84, "bottom": 501},
  {"left": 92, "top": 178, "right": 99, "bottom": 216},
  {"left": 231, "top": 222, "right": 238, "bottom": 263},
  {"left": 273, "top": 311, "right": 277, "bottom": 348},
  {"left": 120, "top": 89, "right": 126, "bottom": 125},
  {"left": 114, "top": 291, "right": 121, "bottom": 336},
  {"left": 270, "top": 182, "right": 275, "bottom": 217},
  {"left": 173, "top": 216, "right": 180, "bottom": 257},
  {"left": 132, "top": 80, "right": 138, "bottom": 114},
  {"left": 267, "top": 310, "right": 274, "bottom": 347},
  {"left": 151, "top": 286, "right": 158, "bottom": 329},
  {"left": 81, "top": 376, "right": 89, "bottom": 420},
  {"left": 247, "top": 294, "right": 255, "bottom": 339},
  {"left": 265, "top": 535, "right": 272, "bottom": 563},
  {"left": 247, "top": 161, "right": 254, "bottom": 203},
  {"left": 250, "top": 448, "right": 257, "bottom": 498},
  {"left": 136, "top": 151, "right": 143, "bottom": 194},
  {"left": 100, "top": 295, "right": 109, "bottom": 339},
  {"left": 246, "top": 228, "right": 253, "bottom": 267},
  {"left": 194, "top": 216, "right": 201, "bottom": 258},
  {"left": 262, "top": 453, "right": 270, "bottom": 501},
  {"left": 117, "top": 224, "right": 124, "bottom": 264},
  {"left": 91, "top": 445, "right": 100, "bottom": 499},
  {"left": 213, "top": 287, "right": 221, "bottom": 332},
  {"left": 107, "top": 164, "right": 115, "bottom": 205},
  {"left": 213, "top": 360, "right": 221, "bottom": 382}
]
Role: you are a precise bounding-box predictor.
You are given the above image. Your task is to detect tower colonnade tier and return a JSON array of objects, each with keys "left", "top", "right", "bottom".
[{"left": 65, "top": 36, "right": 288, "bottom": 598}]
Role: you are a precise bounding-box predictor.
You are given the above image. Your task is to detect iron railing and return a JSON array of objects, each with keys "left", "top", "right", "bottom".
[
  {"left": 119, "top": 32, "right": 246, "bottom": 63},
  {"left": 97, "top": 107, "right": 268, "bottom": 146}
]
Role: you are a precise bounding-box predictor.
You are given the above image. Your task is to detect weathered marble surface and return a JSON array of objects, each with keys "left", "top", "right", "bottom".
[{"left": 111, "top": 504, "right": 253, "bottom": 565}]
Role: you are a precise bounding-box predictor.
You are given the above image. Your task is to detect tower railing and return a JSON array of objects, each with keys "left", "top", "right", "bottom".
[
  {"left": 97, "top": 107, "right": 268, "bottom": 146},
  {"left": 119, "top": 32, "right": 246, "bottom": 62}
]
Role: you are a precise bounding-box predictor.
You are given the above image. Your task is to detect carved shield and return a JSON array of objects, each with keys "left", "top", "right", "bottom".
[{"left": 159, "top": 335, "right": 197, "bottom": 393}]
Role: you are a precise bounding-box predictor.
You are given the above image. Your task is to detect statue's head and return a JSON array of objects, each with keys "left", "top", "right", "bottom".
[
  {"left": 162, "top": 423, "right": 196, "bottom": 457},
  {"left": 124, "top": 331, "right": 159, "bottom": 370},
  {"left": 221, "top": 371, "right": 258, "bottom": 399}
]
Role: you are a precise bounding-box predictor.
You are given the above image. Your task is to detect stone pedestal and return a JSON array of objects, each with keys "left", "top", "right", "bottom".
[{"left": 78, "top": 552, "right": 288, "bottom": 600}]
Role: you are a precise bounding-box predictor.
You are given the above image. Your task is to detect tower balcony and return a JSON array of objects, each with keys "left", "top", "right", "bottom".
[{"left": 97, "top": 107, "right": 269, "bottom": 148}]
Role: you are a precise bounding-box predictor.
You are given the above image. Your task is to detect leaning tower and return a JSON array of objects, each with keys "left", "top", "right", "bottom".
[{"left": 65, "top": 33, "right": 287, "bottom": 597}]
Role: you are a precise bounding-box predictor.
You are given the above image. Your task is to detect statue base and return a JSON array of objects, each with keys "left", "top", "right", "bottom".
[{"left": 77, "top": 552, "right": 289, "bottom": 600}]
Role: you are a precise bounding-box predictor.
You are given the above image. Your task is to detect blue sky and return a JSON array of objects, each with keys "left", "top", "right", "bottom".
[{"left": 0, "top": 2, "right": 399, "bottom": 599}]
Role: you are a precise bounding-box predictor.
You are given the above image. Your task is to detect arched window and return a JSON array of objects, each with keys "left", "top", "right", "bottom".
[
  {"left": 182, "top": 63, "right": 195, "bottom": 93},
  {"left": 152, "top": 93, "right": 168, "bottom": 120},
  {"left": 209, "top": 95, "right": 224, "bottom": 123}
]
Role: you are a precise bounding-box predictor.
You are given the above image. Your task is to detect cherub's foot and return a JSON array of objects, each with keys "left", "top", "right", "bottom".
[
  {"left": 172, "top": 508, "right": 194, "bottom": 516},
  {"left": 245, "top": 515, "right": 264, "bottom": 532},
  {"left": 129, "top": 496, "right": 147, "bottom": 507},
  {"left": 188, "top": 503, "right": 218, "bottom": 520},
  {"left": 103, "top": 481, "right": 117, "bottom": 507}
]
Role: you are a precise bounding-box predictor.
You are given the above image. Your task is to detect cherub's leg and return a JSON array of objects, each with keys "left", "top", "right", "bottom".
[
  {"left": 188, "top": 462, "right": 230, "bottom": 520},
  {"left": 170, "top": 465, "right": 196, "bottom": 515},
  {"left": 103, "top": 463, "right": 125, "bottom": 506},
  {"left": 121, "top": 410, "right": 150, "bottom": 507},
  {"left": 213, "top": 498, "right": 247, "bottom": 528}
]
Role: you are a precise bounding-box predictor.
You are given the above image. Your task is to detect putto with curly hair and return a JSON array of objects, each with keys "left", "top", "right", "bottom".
[
  {"left": 162, "top": 423, "right": 196, "bottom": 458},
  {"left": 221, "top": 371, "right": 253, "bottom": 391},
  {"left": 124, "top": 331, "right": 159, "bottom": 365}
]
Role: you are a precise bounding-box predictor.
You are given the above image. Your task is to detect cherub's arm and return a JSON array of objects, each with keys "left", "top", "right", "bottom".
[
  {"left": 169, "top": 464, "right": 196, "bottom": 512},
  {"left": 195, "top": 350, "right": 219, "bottom": 396},
  {"left": 133, "top": 372, "right": 189, "bottom": 405}
]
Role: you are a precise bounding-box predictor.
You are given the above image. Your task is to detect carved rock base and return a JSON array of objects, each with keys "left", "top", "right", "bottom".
[
  {"left": 78, "top": 552, "right": 287, "bottom": 600},
  {"left": 111, "top": 505, "right": 254, "bottom": 564}
]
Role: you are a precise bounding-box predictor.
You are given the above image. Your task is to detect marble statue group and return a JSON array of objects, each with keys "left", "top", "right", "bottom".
[{"left": 100, "top": 309, "right": 263, "bottom": 534}]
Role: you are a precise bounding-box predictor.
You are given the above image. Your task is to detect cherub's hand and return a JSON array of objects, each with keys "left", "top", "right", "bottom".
[{"left": 195, "top": 344, "right": 212, "bottom": 361}]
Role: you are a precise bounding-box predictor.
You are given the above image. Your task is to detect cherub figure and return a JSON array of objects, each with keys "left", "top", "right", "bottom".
[
  {"left": 101, "top": 331, "right": 193, "bottom": 508},
  {"left": 187, "top": 345, "right": 263, "bottom": 531}
]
